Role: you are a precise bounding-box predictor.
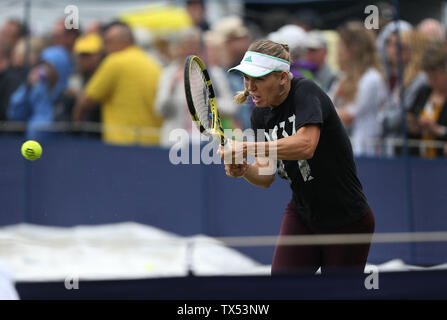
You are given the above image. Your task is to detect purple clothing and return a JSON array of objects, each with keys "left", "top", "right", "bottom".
[{"left": 290, "top": 60, "right": 318, "bottom": 79}]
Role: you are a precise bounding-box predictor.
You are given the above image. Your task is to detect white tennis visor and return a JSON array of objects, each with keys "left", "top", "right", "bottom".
[{"left": 227, "top": 51, "right": 290, "bottom": 77}]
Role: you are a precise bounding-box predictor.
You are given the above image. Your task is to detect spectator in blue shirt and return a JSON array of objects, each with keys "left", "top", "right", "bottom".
[{"left": 7, "top": 46, "right": 73, "bottom": 140}]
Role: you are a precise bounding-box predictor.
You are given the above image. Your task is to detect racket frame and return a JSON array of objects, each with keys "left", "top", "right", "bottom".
[{"left": 184, "top": 55, "right": 225, "bottom": 145}]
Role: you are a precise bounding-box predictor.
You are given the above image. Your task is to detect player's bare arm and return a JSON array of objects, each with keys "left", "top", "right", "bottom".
[
  {"left": 223, "top": 156, "right": 275, "bottom": 186},
  {"left": 242, "top": 157, "right": 275, "bottom": 188},
  {"left": 221, "top": 124, "right": 320, "bottom": 163},
  {"left": 250, "top": 124, "right": 320, "bottom": 160}
]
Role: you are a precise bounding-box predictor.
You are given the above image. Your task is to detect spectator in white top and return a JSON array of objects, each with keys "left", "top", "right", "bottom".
[{"left": 330, "top": 21, "right": 387, "bottom": 156}]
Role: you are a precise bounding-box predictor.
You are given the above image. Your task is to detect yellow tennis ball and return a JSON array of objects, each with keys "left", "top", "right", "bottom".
[{"left": 21, "top": 140, "right": 42, "bottom": 161}]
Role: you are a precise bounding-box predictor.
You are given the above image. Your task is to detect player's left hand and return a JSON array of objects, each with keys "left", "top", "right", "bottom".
[{"left": 224, "top": 162, "right": 249, "bottom": 178}]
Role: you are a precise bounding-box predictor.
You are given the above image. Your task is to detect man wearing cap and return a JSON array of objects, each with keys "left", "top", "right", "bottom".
[
  {"left": 73, "top": 21, "right": 163, "bottom": 146},
  {"left": 303, "top": 30, "right": 337, "bottom": 93},
  {"left": 74, "top": 33, "right": 104, "bottom": 80},
  {"left": 70, "top": 33, "right": 104, "bottom": 131}
]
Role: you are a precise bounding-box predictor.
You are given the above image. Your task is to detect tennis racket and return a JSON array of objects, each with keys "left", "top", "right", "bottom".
[{"left": 184, "top": 55, "right": 226, "bottom": 146}]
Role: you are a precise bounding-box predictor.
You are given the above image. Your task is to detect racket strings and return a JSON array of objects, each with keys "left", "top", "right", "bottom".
[{"left": 189, "top": 61, "right": 212, "bottom": 130}]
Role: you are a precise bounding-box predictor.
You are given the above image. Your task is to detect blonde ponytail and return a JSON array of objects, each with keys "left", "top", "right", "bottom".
[
  {"left": 235, "top": 90, "right": 249, "bottom": 104},
  {"left": 280, "top": 43, "right": 290, "bottom": 53}
]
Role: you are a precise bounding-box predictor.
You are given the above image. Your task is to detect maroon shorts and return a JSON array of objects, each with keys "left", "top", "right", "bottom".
[{"left": 271, "top": 202, "right": 375, "bottom": 275}]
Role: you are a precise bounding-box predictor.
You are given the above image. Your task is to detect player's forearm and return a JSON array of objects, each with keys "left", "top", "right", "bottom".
[
  {"left": 275, "top": 134, "right": 317, "bottom": 159},
  {"left": 243, "top": 162, "right": 275, "bottom": 188},
  {"left": 244, "top": 136, "right": 315, "bottom": 160},
  {"left": 244, "top": 125, "right": 320, "bottom": 160}
]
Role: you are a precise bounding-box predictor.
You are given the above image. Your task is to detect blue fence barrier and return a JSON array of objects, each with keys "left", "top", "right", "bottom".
[{"left": 1, "top": 136, "right": 446, "bottom": 265}]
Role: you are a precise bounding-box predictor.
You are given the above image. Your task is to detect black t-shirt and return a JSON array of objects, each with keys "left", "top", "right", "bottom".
[{"left": 251, "top": 77, "right": 370, "bottom": 229}]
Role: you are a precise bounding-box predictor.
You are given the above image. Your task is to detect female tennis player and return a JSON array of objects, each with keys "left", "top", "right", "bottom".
[{"left": 220, "top": 39, "right": 375, "bottom": 275}]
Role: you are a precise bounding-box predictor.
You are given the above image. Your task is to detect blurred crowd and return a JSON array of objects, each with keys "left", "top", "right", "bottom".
[{"left": 1, "top": 0, "right": 447, "bottom": 158}]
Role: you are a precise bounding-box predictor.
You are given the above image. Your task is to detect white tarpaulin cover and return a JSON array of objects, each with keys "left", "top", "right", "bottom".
[
  {"left": 0, "top": 222, "right": 268, "bottom": 282},
  {"left": 1, "top": 223, "right": 446, "bottom": 284}
]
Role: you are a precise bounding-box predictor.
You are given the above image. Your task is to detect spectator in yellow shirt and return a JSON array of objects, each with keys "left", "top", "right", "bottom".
[{"left": 73, "top": 21, "right": 163, "bottom": 146}]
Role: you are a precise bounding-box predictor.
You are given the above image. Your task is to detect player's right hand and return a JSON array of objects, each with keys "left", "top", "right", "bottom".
[{"left": 225, "top": 162, "right": 248, "bottom": 178}]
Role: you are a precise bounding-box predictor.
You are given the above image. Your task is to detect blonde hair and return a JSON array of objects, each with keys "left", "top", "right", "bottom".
[
  {"left": 12, "top": 37, "right": 45, "bottom": 67},
  {"left": 234, "top": 39, "right": 292, "bottom": 104},
  {"left": 334, "top": 22, "right": 383, "bottom": 105},
  {"left": 401, "top": 30, "right": 431, "bottom": 88}
]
